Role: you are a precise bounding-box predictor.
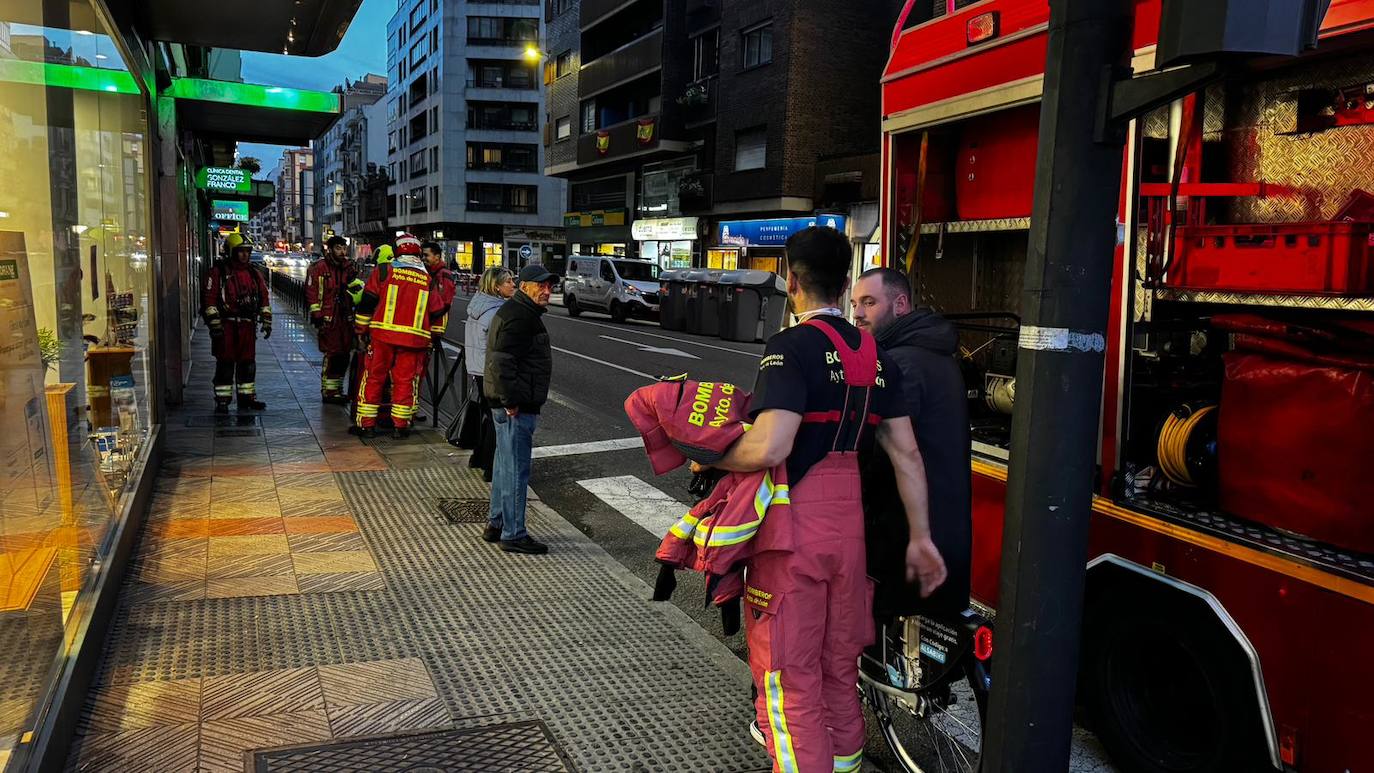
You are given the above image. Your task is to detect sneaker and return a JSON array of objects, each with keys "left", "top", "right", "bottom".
[
  {"left": 482, "top": 526, "right": 501, "bottom": 543},
  {"left": 749, "top": 719, "right": 766, "bottom": 748},
  {"left": 499, "top": 536, "right": 548, "bottom": 555}
]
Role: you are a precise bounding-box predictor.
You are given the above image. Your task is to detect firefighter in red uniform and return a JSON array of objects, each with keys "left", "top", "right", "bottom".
[
  {"left": 203, "top": 233, "right": 272, "bottom": 414},
  {"left": 421, "top": 241, "right": 456, "bottom": 337},
  {"left": 703, "top": 228, "right": 946, "bottom": 773},
  {"left": 307, "top": 235, "right": 363, "bottom": 404},
  {"left": 353, "top": 234, "right": 447, "bottom": 438}
]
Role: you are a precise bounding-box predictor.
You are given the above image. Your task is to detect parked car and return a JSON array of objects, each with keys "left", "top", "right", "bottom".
[{"left": 561, "top": 256, "right": 661, "bottom": 322}]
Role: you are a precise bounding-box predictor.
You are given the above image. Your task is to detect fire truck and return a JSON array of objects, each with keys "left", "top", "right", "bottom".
[{"left": 877, "top": 1, "right": 1374, "bottom": 771}]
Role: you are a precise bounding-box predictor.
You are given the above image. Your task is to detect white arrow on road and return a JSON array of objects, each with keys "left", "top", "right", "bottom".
[{"left": 597, "top": 334, "right": 700, "bottom": 359}]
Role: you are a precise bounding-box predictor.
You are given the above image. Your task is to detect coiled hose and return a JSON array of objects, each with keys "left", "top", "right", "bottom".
[{"left": 1157, "top": 404, "right": 1216, "bottom": 487}]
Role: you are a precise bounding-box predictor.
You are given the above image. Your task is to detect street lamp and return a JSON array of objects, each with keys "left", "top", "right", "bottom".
[{"left": 523, "top": 44, "right": 545, "bottom": 62}]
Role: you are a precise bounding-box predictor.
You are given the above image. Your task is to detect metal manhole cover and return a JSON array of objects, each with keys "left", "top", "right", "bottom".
[
  {"left": 252, "top": 721, "right": 575, "bottom": 772},
  {"left": 437, "top": 498, "right": 489, "bottom": 524}
]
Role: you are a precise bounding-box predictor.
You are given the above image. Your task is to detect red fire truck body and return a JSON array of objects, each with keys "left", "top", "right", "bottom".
[{"left": 881, "top": 2, "right": 1374, "bottom": 770}]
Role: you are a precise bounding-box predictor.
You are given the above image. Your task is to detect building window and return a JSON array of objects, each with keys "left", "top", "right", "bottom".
[
  {"left": 555, "top": 50, "right": 573, "bottom": 78},
  {"left": 556, "top": 116, "right": 572, "bottom": 140},
  {"left": 580, "top": 100, "right": 596, "bottom": 133},
  {"left": 551, "top": 0, "right": 572, "bottom": 15},
  {"left": 735, "top": 126, "right": 767, "bottom": 171},
  {"left": 409, "top": 36, "right": 429, "bottom": 69},
  {"left": 410, "top": 149, "right": 428, "bottom": 176},
  {"left": 469, "top": 183, "right": 538, "bottom": 213},
  {"left": 467, "top": 16, "right": 538, "bottom": 44},
  {"left": 692, "top": 28, "right": 719, "bottom": 80},
  {"left": 411, "top": 186, "right": 428, "bottom": 213},
  {"left": 432, "top": 186, "right": 440, "bottom": 208},
  {"left": 409, "top": 4, "right": 426, "bottom": 31},
  {"left": 742, "top": 23, "right": 773, "bottom": 69},
  {"left": 431, "top": 106, "right": 439, "bottom": 132},
  {"left": 431, "top": 146, "right": 439, "bottom": 169}
]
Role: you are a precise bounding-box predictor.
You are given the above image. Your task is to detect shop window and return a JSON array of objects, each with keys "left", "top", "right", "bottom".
[
  {"left": 743, "top": 22, "right": 773, "bottom": 69},
  {"left": 0, "top": 6, "right": 155, "bottom": 758},
  {"left": 735, "top": 127, "right": 767, "bottom": 171}
]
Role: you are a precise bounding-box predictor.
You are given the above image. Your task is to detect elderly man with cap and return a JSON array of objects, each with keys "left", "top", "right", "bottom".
[{"left": 483, "top": 264, "right": 556, "bottom": 555}]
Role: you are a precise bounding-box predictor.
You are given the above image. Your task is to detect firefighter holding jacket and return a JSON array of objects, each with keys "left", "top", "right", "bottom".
[
  {"left": 203, "top": 233, "right": 271, "bottom": 414},
  {"left": 353, "top": 234, "right": 447, "bottom": 438},
  {"left": 306, "top": 235, "right": 363, "bottom": 404}
]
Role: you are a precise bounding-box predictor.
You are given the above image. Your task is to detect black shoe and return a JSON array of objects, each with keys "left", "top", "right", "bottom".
[
  {"left": 360, "top": 426, "right": 377, "bottom": 439},
  {"left": 322, "top": 394, "right": 348, "bottom": 405},
  {"left": 414, "top": 413, "right": 427, "bottom": 424},
  {"left": 393, "top": 426, "right": 412, "bottom": 440},
  {"left": 482, "top": 526, "right": 501, "bottom": 543},
  {"left": 238, "top": 397, "right": 267, "bottom": 411},
  {"left": 499, "top": 536, "right": 548, "bottom": 555},
  {"left": 214, "top": 402, "right": 230, "bottom": 415}
]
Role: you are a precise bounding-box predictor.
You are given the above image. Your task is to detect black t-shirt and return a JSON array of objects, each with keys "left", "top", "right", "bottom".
[{"left": 750, "top": 315, "right": 906, "bottom": 484}]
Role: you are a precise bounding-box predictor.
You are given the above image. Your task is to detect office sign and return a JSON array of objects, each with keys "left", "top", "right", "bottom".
[
  {"left": 197, "top": 167, "right": 252, "bottom": 193},
  {"left": 717, "top": 214, "right": 848, "bottom": 247},
  {"left": 211, "top": 199, "right": 249, "bottom": 223},
  {"left": 632, "top": 217, "right": 698, "bottom": 241}
]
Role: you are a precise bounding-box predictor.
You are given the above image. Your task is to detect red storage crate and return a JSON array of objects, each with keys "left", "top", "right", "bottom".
[{"left": 1170, "top": 221, "right": 1374, "bottom": 295}]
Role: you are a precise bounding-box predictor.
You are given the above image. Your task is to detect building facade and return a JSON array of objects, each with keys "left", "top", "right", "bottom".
[
  {"left": 545, "top": 0, "right": 897, "bottom": 272},
  {"left": 386, "top": 0, "right": 566, "bottom": 272},
  {"left": 275, "top": 147, "right": 314, "bottom": 251},
  {"left": 313, "top": 74, "right": 388, "bottom": 249}
]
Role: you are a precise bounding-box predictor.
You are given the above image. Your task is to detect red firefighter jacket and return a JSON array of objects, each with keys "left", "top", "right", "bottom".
[
  {"left": 428, "top": 266, "right": 456, "bottom": 336},
  {"left": 203, "top": 260, "right": 270, "bottom": 324},
  {"left": 624, "top": 378, "right": 790, "bottom": 606},
  {"left": 306, "top": 256, "right": 358, "bottom": 325},
  {"left": 354, "top": 256, "right": 447, "bottom": 348}
]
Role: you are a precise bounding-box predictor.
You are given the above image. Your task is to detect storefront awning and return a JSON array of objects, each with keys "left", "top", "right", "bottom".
[
  {"left": 126, "top": 0, "right": 362, "bottom": 56},
  {"left": 165, "top": 78, "right": 341, "bottom": 146}
]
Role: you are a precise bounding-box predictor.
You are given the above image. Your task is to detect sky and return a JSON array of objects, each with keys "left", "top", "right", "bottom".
[{"left": 235, "top": 0, "right": 392, "bottom": 175}]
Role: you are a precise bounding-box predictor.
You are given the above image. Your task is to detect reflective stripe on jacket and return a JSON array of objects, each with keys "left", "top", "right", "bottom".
[{"left": 353, "top": 257, "right": 447, "bottom": 348}]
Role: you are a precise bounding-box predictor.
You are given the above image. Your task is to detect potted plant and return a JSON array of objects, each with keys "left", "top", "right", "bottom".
[{"left": 38, "top": 327, "right": 63, "bottom": 376}]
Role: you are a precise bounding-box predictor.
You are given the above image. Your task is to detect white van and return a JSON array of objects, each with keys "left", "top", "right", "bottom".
[{"left": 562, "top": 256, "right": 661, "bottom": 322}]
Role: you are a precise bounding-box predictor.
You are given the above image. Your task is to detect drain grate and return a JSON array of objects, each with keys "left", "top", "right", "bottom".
[
  {"left": 252, "top": 721, "right": 575, "bottom": 772},
  {"left": 436, "top": 498, "right": 489, "bottom": 525}
]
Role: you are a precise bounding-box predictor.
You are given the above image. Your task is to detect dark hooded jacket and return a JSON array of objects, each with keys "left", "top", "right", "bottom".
[{"left": 863, "top": 308, "right": 973, "bottom": 618}]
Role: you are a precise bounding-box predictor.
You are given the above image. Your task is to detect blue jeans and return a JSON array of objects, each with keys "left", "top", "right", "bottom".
[{"left": 489, "top": 410, "right": 538, "bottom": 541}]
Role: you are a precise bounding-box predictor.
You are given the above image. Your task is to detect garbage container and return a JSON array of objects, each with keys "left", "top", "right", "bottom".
[
  {"left": 685, "top": 269, "right": 727, "bottom": 336},
  {"left": 658, "top": 269, "right": 690, "bottom": 332},
  {"left": 718, "top": 270, "right": 788, "bottom": 343}
]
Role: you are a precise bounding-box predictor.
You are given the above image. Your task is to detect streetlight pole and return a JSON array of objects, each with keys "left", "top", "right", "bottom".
[{"left": 980, "top": 0, "right": 1133, "bottom": 770}]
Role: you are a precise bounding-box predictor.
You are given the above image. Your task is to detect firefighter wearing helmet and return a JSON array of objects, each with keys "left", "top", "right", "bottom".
[
  {"left": 307, "top": 235, "right": 363, "bottom": 404},
  {"left": 202, "top": 232, "right": 272, "bottom": 413},
  {"left": 352, "top": 234, "right": 447, "bottom": 438}
]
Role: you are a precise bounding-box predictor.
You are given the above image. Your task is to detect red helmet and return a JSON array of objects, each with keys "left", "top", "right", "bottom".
[{"left": 396, "top": 233, "right": 422, "bottom": 256}]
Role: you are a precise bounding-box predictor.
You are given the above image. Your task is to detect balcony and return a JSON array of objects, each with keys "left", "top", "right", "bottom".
[
  {"left": 581, "top": 0, "right": 636, "bottom": 29},
  {"left": 577, "top": 114, "right": 660, "bottom": 165},
  {"left": 677, "top": 78, "right": 716, "bottom": 126},
  {"left": 579, "top": 28, "right": 663, "bottom": 98}
]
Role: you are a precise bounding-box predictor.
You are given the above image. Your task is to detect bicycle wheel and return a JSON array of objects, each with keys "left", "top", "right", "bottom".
[{"left": 861, "top": 614, "right": 991, "bottom": 773}]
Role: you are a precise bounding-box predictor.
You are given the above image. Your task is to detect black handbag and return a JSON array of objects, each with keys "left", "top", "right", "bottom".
[{"left": 448, "top": 375, "right": 483, "bottom": 448}]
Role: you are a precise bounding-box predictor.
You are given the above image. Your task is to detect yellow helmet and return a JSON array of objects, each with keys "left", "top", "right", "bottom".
[
  {"left": 375, "top": 244, "right": 394, "bottom": 264},
  {"left": 224, "top": 232, "right": 253, "bottom": 256}
]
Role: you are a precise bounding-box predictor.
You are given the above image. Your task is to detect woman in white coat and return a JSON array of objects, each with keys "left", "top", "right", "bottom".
[{"left": 463, "top": 267, "right": 515, "bottom": 480}]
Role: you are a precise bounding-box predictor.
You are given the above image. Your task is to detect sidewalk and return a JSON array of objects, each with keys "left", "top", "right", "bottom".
[{"left": 66, "top": 302, "right": 768, "bottom": 772}]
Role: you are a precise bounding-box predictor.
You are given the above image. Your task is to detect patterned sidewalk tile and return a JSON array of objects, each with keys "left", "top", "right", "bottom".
[
  {"left": 207, "top": 535, "right": 290, "bottom": 558},
  {"left": 280, "top": 516, "right": 359, "bottom": 535},
  {"left": 316, "top": 658, "right": 437, "bottom": 707},
  {"left": 198, "top": 709, "right": 332, "bottom": 773},
  {"left": 295, "top": 572, "right": 385, "bottom": 594},
  {"left": 204, "top": 518, "right": 286, "bottom": 537},
  {"left": 286, "top": 532, "right": 368, "bottom": 553},
  {"left": 209, "top": 500, "right": 283, "bottom": 520},
  {"left": 325, "top": 697, "right": 451, "bottom": 738},
  {"left": 79, "top": 677, "right": 202, "bottom": 734},
  {"left": 70, "top": 721, "right": 200, "bottom": 773},
  {"left": 205, "top": 576, "right": 300, "bottom": 599},
  {"left": 204, "top": 553, "right": 295, "bottom": 579},
  {"left": 291, "top": 551, "right": 376, "bottom": 575},
  {"left": 201, "top": 666, "right": 324, "bottom": 721}
]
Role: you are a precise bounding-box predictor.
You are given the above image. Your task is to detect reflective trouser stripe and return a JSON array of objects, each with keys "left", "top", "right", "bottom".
[
  {"left": 237, "top": 382, "right": 255, "bottom": 395},
  {"left": 764, "top": 671, "right": 799, "bottom": 773},
  {"left": 356, "top": 367, "right": 373, "bottom": 427},
  {"left": 833, "top": 750, "right": 862, "bottom": 772},
  {"left": 214, "top": 385, "right": 233, "bottom": 397}
]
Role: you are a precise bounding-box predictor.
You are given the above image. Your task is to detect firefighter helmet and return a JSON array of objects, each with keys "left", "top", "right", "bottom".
[
  {"left": 375, "top": 244, "right": 394, "bottom": 265},
  {"left": 396, "top": 233, "right": 422, "bottom": 256},
  {"left": 224, "top": 232, "right": 253, "bottom": 256}
]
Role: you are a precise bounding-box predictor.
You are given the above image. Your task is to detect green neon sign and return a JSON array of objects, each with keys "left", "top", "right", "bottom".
[
  {"left": 198, "top": 167, "right": 252, "bottom": 194},
  {"left": 0, "top": 60, "right": 139, "bottom": 95},
  {"left": 211, "top": 200, "right": 250, "bottom": 223},
  {"left": 164, "top": 78, "right": 340, "bottom": 113}
]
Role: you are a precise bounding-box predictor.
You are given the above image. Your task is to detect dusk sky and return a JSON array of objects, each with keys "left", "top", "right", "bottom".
[{"left": 236, "top": 0, "right": 391, "bottom": 176}]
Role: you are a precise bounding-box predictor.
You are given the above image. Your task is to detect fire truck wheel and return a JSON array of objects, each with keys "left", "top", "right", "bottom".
[
  {"left": 565, "top": 295, "right": 582, "bottom": 317},
  {"left": 1081, "top": 597, "right": 1269, "bottom": 773}
]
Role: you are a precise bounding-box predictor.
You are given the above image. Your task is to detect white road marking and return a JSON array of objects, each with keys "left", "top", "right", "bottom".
[
  {"left": 578, "top": 475, "right": 688, "bottom": 538},
  {"left": 532, "top": 437, "right": 644, "bottom": 459},
  {"left": 597, "top": 334, "right": 700, "bottom": 360},
  {"left": 551, "top": 345, "right": 659, "bottom": 381},
  {"left": 546, "top": 313, "right": 762, "bottom": 357}
]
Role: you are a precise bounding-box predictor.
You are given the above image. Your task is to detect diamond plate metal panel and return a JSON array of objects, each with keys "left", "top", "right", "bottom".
[{"left": 252, "top": 722, "right": 575, "bottom": 773}]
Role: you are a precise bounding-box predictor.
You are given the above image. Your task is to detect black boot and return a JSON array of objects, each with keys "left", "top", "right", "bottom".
[
  {"left": 214, "top": 401, "right": 230, "bottom": 415},
  {"left": 360, "top": 426, "right": 377, "bottom": 439},
  {"left": 238, "top": 395, "right": 267, "bottom": 411},
  {"left": 393, "top": 426, "right": 412, "bottom": 440}
]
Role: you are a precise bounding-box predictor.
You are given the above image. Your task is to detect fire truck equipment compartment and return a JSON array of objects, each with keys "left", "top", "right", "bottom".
[
  {"left": 955, "top": 105, "right": 1039, "bottom": 221},
  {"left": 1170, "top": 221, "right": 1374, "bottom": 295},
  {"left": 1218, "top": 344, "right": 1374, "bottom": 557}
]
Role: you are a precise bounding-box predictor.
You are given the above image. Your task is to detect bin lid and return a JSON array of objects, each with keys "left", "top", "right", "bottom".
[
  {"left": 727, "top": 270, "right": 786, "bottom": 292},
  {"left": 683, "top": 269, "right": 710, "bottom": 283},
  {"left": 660, "top": 269, "right": 687, "bottom": 283}
]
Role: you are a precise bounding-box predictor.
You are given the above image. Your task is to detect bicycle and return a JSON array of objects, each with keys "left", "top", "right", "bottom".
[{"left": 860, "top": 604, "right": 994, "bottom": 773}]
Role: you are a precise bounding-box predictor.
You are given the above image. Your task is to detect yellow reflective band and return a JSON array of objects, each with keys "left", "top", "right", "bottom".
[
  {"left": 214, "top": 386, "right": 234, "bottom": 395},
  {"left": 413, "top": 290, "right": 429, "bottom": 331},
  {"left": 309, "top": 303, "right": 322, "bottom": 313},
  {"left": 833, "top": 750, "right": 862, "bottom": 772},
  {"left": 237, "top": 383, "right": 255, "bottom": 391},
  {"left": 765, "top": 671, "right": 798, "bottom": 773},
  {"left": 317, "top": 276, "right": 325, "bottom": 307},
  {"left": 382, "top": 284, "right": 399, "bottom": 326},
  {"left": 668, "top": 512, "right": 701, "bottom": 541}
]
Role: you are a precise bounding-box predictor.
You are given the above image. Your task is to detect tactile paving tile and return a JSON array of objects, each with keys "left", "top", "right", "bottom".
[
  {"left": 251, "top": 721, "right": 574, "bottom": 773},
  {"left": 436, "top": 497, "right": 491, "bottom": 524}
]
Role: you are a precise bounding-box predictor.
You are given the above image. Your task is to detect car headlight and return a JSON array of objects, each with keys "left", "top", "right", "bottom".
[{"left": 623, "top": 282, "right": 640, "bottom": 295}]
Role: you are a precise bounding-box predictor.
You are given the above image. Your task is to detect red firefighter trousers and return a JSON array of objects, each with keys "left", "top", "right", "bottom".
[
  {"left": 357, "top": 339, "right": 427, "bottom": 428},
  {"left": 746, "top": 452, "right": 872, "bottom": 773}
]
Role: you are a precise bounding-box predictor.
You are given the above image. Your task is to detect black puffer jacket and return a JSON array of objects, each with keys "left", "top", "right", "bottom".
[
  {"left": 863, "top": 308, "right": 972, "bottom": 618},
  {"left": 484, "top": 290, "right": 553, "bottom": 414}
]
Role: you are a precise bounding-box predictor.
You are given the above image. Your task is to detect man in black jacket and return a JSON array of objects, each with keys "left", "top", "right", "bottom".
[
  {"left": 483, "top": 264, "right": 556, "bottom": 554},
  {"left": 852, "top": 267, "right": 972, "bottom": 617}
]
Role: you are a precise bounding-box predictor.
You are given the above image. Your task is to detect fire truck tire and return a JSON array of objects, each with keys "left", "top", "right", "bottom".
[
  {"left": 1081, "top": 596, "right": 1270, "bottom": 773},
  {"left": 565, "top": 295, "right": 582, "bottom": 317}
]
